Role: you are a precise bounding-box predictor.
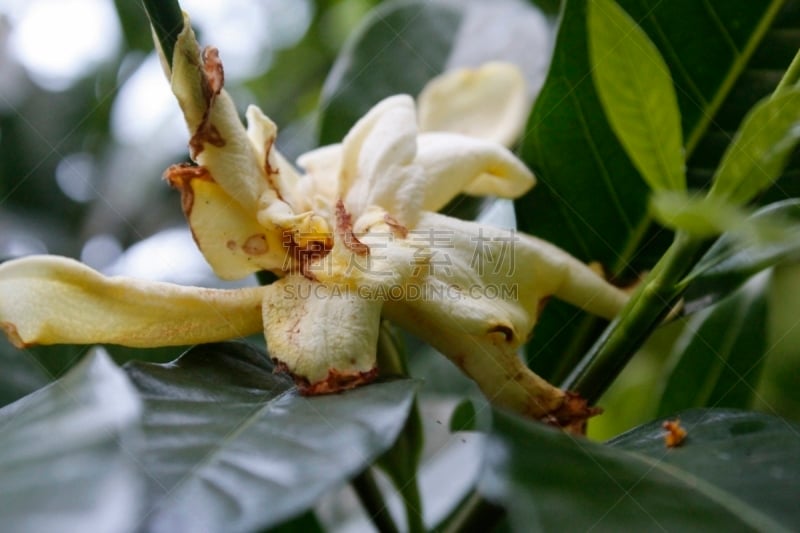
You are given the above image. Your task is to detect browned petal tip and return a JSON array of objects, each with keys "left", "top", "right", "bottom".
[
  {"left": 272, "top": 359, "right": 379, "bottom": 395},
  {"left": 539, "top": 391, "right": 603, "bottom": 435},
  {"left": 0, "top": 321, "right": 28, "bottom": 349}
]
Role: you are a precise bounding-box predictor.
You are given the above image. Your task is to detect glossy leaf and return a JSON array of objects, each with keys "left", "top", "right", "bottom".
[
  {"left": 520, "top": 0, "right": 788, "bottom": 379},
  {"left": 483, "top": 408, "right": 800, "bottom": 531},
  {"left": 317, "top": 0, "right": 555, "bottom": 144},
  {"left": 0, "top": 349, "right": 143, "bottom": 533},
  {"left": 589, "top": 0, "right": 685, "bottom": 192},
  {"left": 658, "top": 272, "right": 771, "bottom": 416},
  {"left": 124, "top": 342, "right": 416, "bottom": 533},
  {"left": 683, "top": 199, "right": 800, "bottom": 311},
  {"left": 708, "top": 88, "right": 800, "bottom": 205}
]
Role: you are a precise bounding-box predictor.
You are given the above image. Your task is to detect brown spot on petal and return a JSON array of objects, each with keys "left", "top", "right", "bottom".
[
  {"left": 242, "top": 234, "right": 268, "bottom": 256},
  {"left": 226, "top": 240, "right": 237, "bottom": 250},
  {"left": 488, "top": 324, "right": 515, "bottom": 343},
  {"left": 164, "top": 163, "right": 214, "bottom": 216},
  {"left": 539, "top": 391, "right": 603, "bottom": 435},
  {"left": 188, "top": 46, "right": 226, "bottom": 158},
  {"left": 301, "top": 367, "right": 379, "bottom": 395},
  {"left": 202, "top": 46, "right": 224, "bottom": 95},
  {"left": 0, "top": 322, "right": 27, "bottom": 348},
  {"left": 335, "top": 199, "right": 369, "bottom": 256},
  {"left": 384, "top": 213, "right": 408, "bottom": 239},
  {"left": 272, "top": 359, "right": 378, "bottom": 395}
]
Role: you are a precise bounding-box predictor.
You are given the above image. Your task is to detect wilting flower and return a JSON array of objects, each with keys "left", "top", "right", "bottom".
[{"left": 0, "top": 16, "right": 627, "bottom": 426}]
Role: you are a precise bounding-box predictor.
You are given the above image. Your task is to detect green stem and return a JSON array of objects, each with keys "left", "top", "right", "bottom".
[
  {"left": 773, "top": 48, "right": 800, "bottom": 96},
  {"left": 562, "top": 231, "right": 705, "bottom": 402},
  {"left": 438, "top": 491, "right": 505, "bottom": 533},
  {"left": 352, "top": 469, "right": 400, "bottom": 533},
  {"left": 141, "top": 0, "right": 184, "bottom": 68},
  {"left": 375, "top": 321, "right": 425, "bottom": 533}
]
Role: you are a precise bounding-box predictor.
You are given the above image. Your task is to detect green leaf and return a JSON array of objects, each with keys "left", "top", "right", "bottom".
[
  {"left": 650, "top": 191, "right": 748, "bottom": 237},
  {"left": 483, "top": 408, "right": 800, "bottom": 531},
  {"left": 657, "top": 272, "right": 771, "bottom": 416},
  {"left": 317, "top": 0, "right": 555, "bottom": 144},
  {"left": 683, "top": 199, "right": 800, "bottom": 310},
  {"left": 0, "top": 348, "right": 143, "bottom": 533},
  {"left": 124, "top": 342, "right": 416, "bottom": 533},
  {"left": 520, "top": 0, "right": 788, "bottom": 380},
  {"left": 449, "top": 398, "right": 477, "bottom": 432},
  {"left": 0, "top": 337, "right": 51, "bottom": 407},
  {"left": 589, "top": 0, "right": 685, "bottom": 192},
  {"left": 708, "top": 89, "right": 800, "bottom": 205}
]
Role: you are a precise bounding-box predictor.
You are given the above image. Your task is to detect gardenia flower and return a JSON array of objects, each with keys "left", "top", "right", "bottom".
[{"left": 0, "top": 17, "right": 627, "bottom": 426}]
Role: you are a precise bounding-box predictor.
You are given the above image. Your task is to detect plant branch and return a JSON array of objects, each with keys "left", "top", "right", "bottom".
[
  {"left": 141, "top": 0, "right": 184, "bottom": 68},
  {"left": 562, "top": 231, "right": 705, "bottom": 402},
  {"left": 438, "top": 491, "right": 505, "bottom": 533},
  {"left": 352, "top": 469, "right": 400, "bottom": 533},
  {"left": 774, "top": 48, "right": 800, "bottom": 96}
]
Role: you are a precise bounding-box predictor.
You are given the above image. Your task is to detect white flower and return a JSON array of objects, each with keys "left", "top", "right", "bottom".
[{"left": 0, "top": 17, "right": 626, "bottom": 426}]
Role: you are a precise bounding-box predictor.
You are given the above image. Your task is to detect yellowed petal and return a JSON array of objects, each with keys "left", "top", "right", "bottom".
[
  {"left": 384, "top": 212, "right": 627, "bottom": 418},
  {"left": 170, "top": 15, "right": 268, "bottom": 212},
  {"left": 0, "top": 256, "right": 264, "bottom": 348},
  {"left": 261, "top": 276, "right": 380, "bottom": 392},
  {"left": 165, "top": 166, "right": 288, "bottom": 279},
  {"left": 415, "top": 132, "right": 535, "bottom": 213},
  {"left": 340, "top": 95, "right": 421, "bottom": 219},
  {"left": 245, "top": 105, "right": 304, "bottom": 211},
  {"left": 417, "top": 62, "right": 530, "bottom": 146}
]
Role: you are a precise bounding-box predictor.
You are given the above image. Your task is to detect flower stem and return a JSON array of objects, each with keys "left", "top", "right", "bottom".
[
  {"left": 561, "top": 231, "right": 705, "bottom": 402},
  {"left": 352, "top": 469, "right": 400, "bottom": 533},
  {"left": 438, "top": 491, "right": 505, "bottom": 533},
  {"left": 141, "top": 0, "right": 184, "bottom": 68}
]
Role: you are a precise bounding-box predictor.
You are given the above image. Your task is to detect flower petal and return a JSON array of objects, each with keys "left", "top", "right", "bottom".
[
  {"left": 165, "top": 166, "right": 288, "bottom": 279},
  {"left": 0, "top": 256, "right": 264, "bottom": 348},
  {"left": 262, "top": 276, "right": 381, "bottom": 392},
  {"left": 384, "top": 212, "right": 627, "bottom": 417},
  {"left": 170, "top": 16, "right": 268, "bottom": 212},
  {"left": 414, "top": 132, "right": 535, "bottom": 213},
  {"left": 340, "top": 95, "right": 422, "bottom": 219},
  {"left": 417, "top": 62, "right": 530, "bottom": 146},
  {"left": 245, "top": 105, "right": 304, "bottom": 212}
]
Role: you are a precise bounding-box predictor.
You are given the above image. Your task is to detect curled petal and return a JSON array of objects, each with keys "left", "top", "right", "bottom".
[
  {"left": 170, "top": 16, "right": 267, "bottom": 212},
  {"left": 166, "top": 166, "right": 288, "bottom": 279},
  {"left": 340, "top": 95, "right": 422, "bottom": 220},
  {"left": 385, "top": 212, "right": 627, "bottom": 421},
  {"left": 415, "top": 133, "right": 535, "bottom": 213},
  {"left": 0, "top": 256, "right": 264, "bottom": 348},
  {"left": 246, "top": 105, "right": 304, "bottom": 211},
  {"left": 262, "top": 276, "right": 381, "bottom": 392},
  {"left": 296, "top": 145, "right": 342, "bottom": 214},
  {"left": 417, "top": 62, "right": 530, "bottom": 146}
]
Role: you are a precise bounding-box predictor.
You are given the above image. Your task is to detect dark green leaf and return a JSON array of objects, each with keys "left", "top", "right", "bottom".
[
  {"left": 683, "top": 199, "right": 800, "bottom": 311},
  {"left": 483, "top": 408, "right": 800, "bottom": 531},
  {"left": 0, "top": 349, "right": 143, "bottom": 533},
  {"left": 521, "top": 0, "right": 789, "bottom": 379},
  {"left": 589, "top": 0, "right": 685, "bottom": 192},
  {"left": 0, "top": 338, "right": 51, "bottom": 407},
  {"left": 708, "top": 89, "right": 800, "bottom": 205},
  {"left": 124, "top": 342, "right": 416, "bottom": 533},
  {"left": 317, "top": 0, "right": 555, "bottom": 144},
  {"left": 449, "top": 398, "right": 477, "bottom": 432},
  {"left": 658, "top": 272, "right": 771, "bottom": 416}
]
